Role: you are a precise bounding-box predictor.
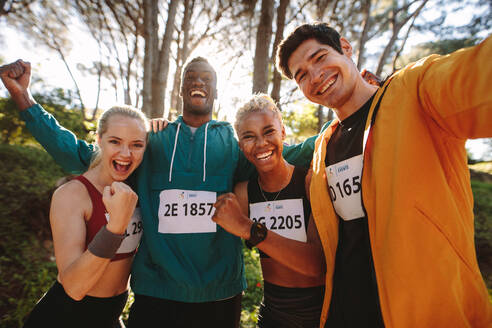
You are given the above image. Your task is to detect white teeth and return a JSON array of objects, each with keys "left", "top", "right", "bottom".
[
  {"left": 256, "top": 151, "right": 272, "bottom": 160},
  {"left": 319, "top": 75, "right": 337, "bottom": 94},
  {"left": 191, "top": 90, "right": 206, "bottom": 97},
  {"left": 115, "top": 160, "right": 130, "bottom": 166}
]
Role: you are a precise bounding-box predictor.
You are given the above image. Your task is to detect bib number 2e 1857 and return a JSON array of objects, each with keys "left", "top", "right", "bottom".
[{"left": 158, "top": 189, "right": 217, "bottom": 233}]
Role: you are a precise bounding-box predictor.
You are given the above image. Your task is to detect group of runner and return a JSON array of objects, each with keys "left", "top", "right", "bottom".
[{"left": 1, "top": 22, "right": 491, "bottom": 328}]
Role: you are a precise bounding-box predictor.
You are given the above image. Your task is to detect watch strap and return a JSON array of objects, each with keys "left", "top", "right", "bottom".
[{"left": 245, "top": 222, "right": 268, "bottom": 249}]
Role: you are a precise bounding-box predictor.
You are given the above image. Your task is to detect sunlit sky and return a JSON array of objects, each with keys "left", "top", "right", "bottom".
[{"left": 0, "top": 2, "right": 490, "bottom": 160}]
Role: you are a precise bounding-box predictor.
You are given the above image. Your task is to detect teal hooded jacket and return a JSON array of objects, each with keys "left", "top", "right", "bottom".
[{"left": 20, "top": 104, "right": 319, "bottom": 302}]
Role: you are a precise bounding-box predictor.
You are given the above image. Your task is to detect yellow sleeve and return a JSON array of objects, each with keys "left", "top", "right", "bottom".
[{"left": 401, "top": 35, "right": 492, "bottom": 139}]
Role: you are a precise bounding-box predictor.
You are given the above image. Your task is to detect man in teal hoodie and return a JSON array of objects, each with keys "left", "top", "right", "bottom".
[{"left": 1, "top": 57, "right": 316, "bottom": 327}]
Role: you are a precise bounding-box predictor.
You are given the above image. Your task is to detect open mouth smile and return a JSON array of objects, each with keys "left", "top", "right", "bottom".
[
  {"left": 316, "top": 74, "right": 338, "bottom": 95},
  {"left": 190, "top": 89, "right": 207, "bottom": 98},
  {"left": 113, "top": 159, "right": 132, "bottom": 173},
  {"left": 256, "top": 151, "right": 273, "bottom": 161}
]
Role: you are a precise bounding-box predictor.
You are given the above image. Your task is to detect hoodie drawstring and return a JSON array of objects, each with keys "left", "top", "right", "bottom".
[
  {"left": 169, "top": 122, "right": 209, "bottom": 183},
  {"left": 169, "top": 123, "right": 181, "bottom": 182},
  {"left": 203, "top": 122, "right": 209, "bottom": 182}
]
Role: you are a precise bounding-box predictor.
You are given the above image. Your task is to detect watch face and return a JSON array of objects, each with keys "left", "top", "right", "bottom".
[
  {"left": 257, "top": 224, "right": 267, "bottom": 238},
  {"left": 247, "top": 222, "right": 268, "bottom": 248},
  {"left": 256, "top": 223, "right": 267, "bottom": 238}
]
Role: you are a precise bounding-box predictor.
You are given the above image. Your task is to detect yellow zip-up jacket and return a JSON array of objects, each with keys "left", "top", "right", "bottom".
[{"left": 311, "top": 36, "right": 492, "bottom": 328}]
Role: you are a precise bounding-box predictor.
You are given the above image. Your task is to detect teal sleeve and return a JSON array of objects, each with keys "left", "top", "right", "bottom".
[
  {"left": 282, "top": 120, "right": 331, "bottom": 168},
  {"left": 19, "top": 104, "right": 94, "bottom": 174}
]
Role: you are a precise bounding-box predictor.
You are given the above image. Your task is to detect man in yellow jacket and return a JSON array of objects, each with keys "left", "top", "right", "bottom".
[{"left": 276, "top": 22, "right": 492, "bottom": 328}]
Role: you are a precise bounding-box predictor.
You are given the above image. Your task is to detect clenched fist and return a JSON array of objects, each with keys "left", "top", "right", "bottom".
[
  {"left": 102, "top": 182, "right": 138, "bottom": 234},
  {"left": 212, "top": 193, "right": 252, "bottom": 240},
  {"left": 0, "top": 59, "right": 36, "bottom": 111}
]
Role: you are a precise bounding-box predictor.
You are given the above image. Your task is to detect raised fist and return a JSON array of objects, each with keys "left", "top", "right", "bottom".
[
  {"left": 102, "top": 182, "right": 138, "bottom": 234},
  {"left": 0, "top": 59, "right": 35, "bottom": 111}
]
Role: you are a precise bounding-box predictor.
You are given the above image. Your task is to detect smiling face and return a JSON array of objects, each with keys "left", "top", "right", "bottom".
[
  {"left": 180, "top": 61, "right": 217, "bottom": 118},
  {"left": 287, "top": 38, "right": 360, "bottom": 111},
  {"left": 237, "top": 109, "right": 286, "bottom": 173},
  {"left": 97, "top": 115, "right": 147, "bottom": 182}
]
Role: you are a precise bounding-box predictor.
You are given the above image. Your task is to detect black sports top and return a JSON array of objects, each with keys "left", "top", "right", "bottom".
[
  {"left": 324, "top": 95, "right": 384, "bottom": 328},
  {"left": 247, "top": 166, "right": 311, "bottom": 258}
]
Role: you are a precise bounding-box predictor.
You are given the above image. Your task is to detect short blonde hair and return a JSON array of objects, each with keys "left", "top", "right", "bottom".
[
  {"left": 89, "top": 105, "right": 149, "bottom": 169},
  {"left": 234, "top": 94, "right": 282, "bottom": 132}
]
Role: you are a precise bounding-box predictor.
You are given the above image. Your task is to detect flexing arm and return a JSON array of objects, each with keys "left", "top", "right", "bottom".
[
  {"left": 0, "top": 60, "right": 94, "bottom": 173},
  {"left": 212, "top": 181, "right": 325, "bottom": 277},
  {"left": 51, "top": 181, "right": 137, "bottom": 301}
]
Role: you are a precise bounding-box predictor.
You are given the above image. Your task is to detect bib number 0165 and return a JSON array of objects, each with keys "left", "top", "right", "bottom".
[{"left": 329, "top": 175, "right": 361, "bottom": 201}]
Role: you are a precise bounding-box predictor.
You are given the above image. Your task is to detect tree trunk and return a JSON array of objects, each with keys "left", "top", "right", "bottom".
[
  {"left": 252, "top": 0, "right": 274, "bottom": 94},
  {"left": 170, "top": 0, "right": 193, "bottom": 118},
  {"left": 142, "top": 0, "right": 158, "bottom": 116},
  {"left": 270, "top": 0, "right": 289, "bottom": 105},
  {"left": 151, "top": 0, "right": 180, "bottom": 119},
  {"left": 326, "top": 107, "right": 334, "bottom": 124},
  {"left": 376, "top": 0, "right": 429, "bottom": 76},
  {"left": 57, "top": 47, "right": 86, "bottom": 112},
  {"left": 356, "top": 0, "right": 371, "bottom": 70}
]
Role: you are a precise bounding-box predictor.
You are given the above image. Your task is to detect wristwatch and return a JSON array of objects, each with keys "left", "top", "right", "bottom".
[{"left": 245, "top": 222, "right": 268, "bottom": 249}]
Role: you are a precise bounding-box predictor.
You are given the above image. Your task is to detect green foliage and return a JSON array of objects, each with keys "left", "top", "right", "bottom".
[
  {"left": 472, "top": 179, "right": 492, "bottom": 288},
  {"left": 0, "top": 88, "right": 94, "bottom": 145},
  {"left": 283, "top": 102, "right": 319, "bottom": 139},
  {"left": 241, "top": 246, "right": 263, "bottom": 328},
  {"left": 0, "top": 144, "right": 68, "bottom": 327}
]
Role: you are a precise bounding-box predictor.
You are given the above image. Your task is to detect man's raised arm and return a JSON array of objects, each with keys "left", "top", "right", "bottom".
[{"left": 0, "top": 60, "right": 94, "bottom": 173}]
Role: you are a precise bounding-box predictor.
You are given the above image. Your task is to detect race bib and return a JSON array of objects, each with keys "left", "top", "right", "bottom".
[
  {"left": 105, "top": 207, "right": 143, "bottom": 254},
  {"left": 158, "top": 189, "right": 217, "bottom": 233},
  {"left": 325, "top": 154, "right": 365, "bottom": 221},
  {"left": 249, "top": 199, "right": 307, "bottom": 242}
]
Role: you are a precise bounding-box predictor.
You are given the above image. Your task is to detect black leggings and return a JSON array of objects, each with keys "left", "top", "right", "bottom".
[
  {"left": 127, "top": 293, "right": 242, "bottom": 328},
  {"left": 23, "top": 281, "right": 128, "bottom": 328},
  {"left": 258, "top": 281, "right": 325, "bottom": 328}
]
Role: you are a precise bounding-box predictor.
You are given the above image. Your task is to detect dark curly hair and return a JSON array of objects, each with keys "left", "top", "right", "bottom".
[{"left": 276, "top": 23, "right": 343, "bottom": 79}]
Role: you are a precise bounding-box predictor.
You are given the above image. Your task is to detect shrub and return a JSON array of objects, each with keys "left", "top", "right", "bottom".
[
  {"left": 0, "top": 144, "right": 67, "bottom": 327},
  {"left": 472, "top": 180, "right": 492, "bottom": 288},
  {"left": 241, "top": 246, "right": 263, "bottom": 327}
]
